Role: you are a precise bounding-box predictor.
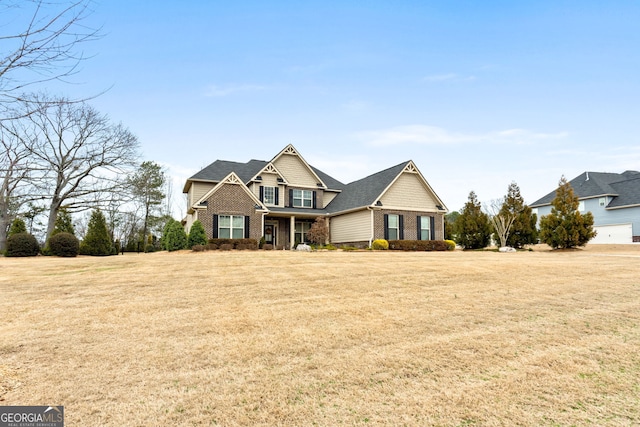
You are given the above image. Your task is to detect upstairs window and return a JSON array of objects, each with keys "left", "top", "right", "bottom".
[
  {"left": 293, "top": 189, "right": 313, "bottom": 208},
  {"left": 263, "top": 186, "right": 276, "bottom": 205}
]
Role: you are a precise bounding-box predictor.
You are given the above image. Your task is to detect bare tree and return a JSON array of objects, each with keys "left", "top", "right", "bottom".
[
  {"left": 0, "top": 0, "right": 100, "bottom": 115},
  {"left": 0, "top": 117, "right": 38, "bottom": 250},
  {"left": 25, "top": 97, "right": 140, "bottom": 242},
  {"left": 486, "top": 198, "right": 519, "bottom": 249}
]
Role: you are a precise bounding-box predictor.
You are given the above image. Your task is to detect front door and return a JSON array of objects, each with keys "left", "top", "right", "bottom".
[{"left": 264, "top": 221, "right": 278, "bottom": 246}]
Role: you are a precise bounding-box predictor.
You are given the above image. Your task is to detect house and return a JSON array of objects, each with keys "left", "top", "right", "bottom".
[
  {"left": 530, "top": 170, "right": 640, "bottom": 244},
  {"left": 182, "top": 144, "right": 448, "bottom": 248}
]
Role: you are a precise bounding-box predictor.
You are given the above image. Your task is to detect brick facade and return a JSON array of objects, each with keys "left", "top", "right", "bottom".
[
  {"left": 373, "top": 210, "right": 445, "bottom": 241},
  {"left": 199, "top": 184, "right": 263, "bottom": 240}
]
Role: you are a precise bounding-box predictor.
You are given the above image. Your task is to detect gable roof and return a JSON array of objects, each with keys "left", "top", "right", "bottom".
[
  {"left": 184, "top": 159, "right": 268, "bottom": 192},
  {"left": 531, "top": 170, "right": 640, "bottom": 208}
]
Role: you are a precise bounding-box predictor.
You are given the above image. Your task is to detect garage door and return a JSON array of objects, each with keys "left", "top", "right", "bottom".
[{"left": 591, "top": 223, "right": 633, "bottom": 244}]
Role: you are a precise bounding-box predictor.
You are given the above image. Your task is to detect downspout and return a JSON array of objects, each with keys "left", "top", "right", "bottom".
[{"left": 367, "top": 207, "right": 374, "bottom": 247}]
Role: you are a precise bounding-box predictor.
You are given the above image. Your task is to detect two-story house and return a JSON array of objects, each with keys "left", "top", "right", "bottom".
[{"left": 182, "top": 145, "right": 448, "bottom": 248}]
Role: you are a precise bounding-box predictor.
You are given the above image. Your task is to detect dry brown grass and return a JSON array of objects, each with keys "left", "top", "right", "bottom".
[{"left": 1, "top": 245, "right": 639, "bottom": 426}]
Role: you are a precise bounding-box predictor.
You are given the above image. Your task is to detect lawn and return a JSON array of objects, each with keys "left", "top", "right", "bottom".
[{"left": 1, "top": 246, "right": 639, "bottom": 426}]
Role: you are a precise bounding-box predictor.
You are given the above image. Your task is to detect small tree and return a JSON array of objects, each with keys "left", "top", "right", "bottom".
[
  {"left": 8, "top": 217, "right": 27, "bottom": 236},
  {"left": 80, "top": 209, "right": 113, "bottom": 256},
  {"left": 306, "top": 216, "right": 329, "bottom": 246},
  {"left": 162, "top": 219, "right": 187, "bottom": 252},
  {"left": 539, "top": 176, "right": 596, "bottom": 249},
  {"left": 455, "top": 191, "right": 491, "bottom": 249},
  {"left": 444, "top": 211, "right": 460, "bottom": 241},
  {"left": 487, "top": 198, "right": 518, "bottom": 248},
  {"left": 51, "top": 207, "right": 75, "bottom": 236},
  {"left": 187, "top": 220, "right": 207, "bottom": 248},
  {"left": 501, "top": 182, "right": 538, "bottom": 248}
]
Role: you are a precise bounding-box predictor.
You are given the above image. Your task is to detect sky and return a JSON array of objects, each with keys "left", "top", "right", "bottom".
[{"left": 26, "top": 0, "right": 640, "bottom": 217}]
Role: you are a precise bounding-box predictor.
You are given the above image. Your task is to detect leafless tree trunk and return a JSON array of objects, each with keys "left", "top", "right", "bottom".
[
  {"left": 0, "top": 117, "right": 38, "bottom": 250},
  {"left": 486, "top": 198, "right": 519, "bottom": 248},
  {"left": 0, "top": 0, "right": 100, "bottom": 116},
  {"left": 24, "top": 97, "right": 139, "bottom": 242}
]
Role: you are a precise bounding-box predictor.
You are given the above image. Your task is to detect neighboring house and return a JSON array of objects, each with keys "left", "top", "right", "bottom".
[
  {"left": 530, "top": 170, "right": 640, "bottom": 244},
  {"left": 182, "top": 144, "right": 448, "bottom": 248}
]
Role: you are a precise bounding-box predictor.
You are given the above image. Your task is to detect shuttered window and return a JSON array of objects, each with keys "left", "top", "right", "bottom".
[{"left": 218, "top": 215, "right": 245, "bottom": 239}]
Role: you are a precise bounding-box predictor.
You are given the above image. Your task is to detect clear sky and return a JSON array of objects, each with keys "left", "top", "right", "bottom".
[{"left": 48, "top": 0, "right": 640, "bottom": 217}]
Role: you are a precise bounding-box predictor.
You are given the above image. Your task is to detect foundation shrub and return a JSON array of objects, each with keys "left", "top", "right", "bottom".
[
  {"left": 191, "top": 244, "right": 206, "bottom": 252},
  {"left": 444, "top": 240, "right": 456, "bottom": 251},
  {"left": 6, "top": 232, "right": 40, "bottom": 257},
  {"left": 263, "top": 244, "right": 274, "bottom": 250},
  {"left": 388, "top": 240, "right": 450, "bottom": 251},
  {"left": 371, "top": 239, "right": 389, "bottom": 250},
  {"left": 48, "top": 232, "right": 79, "bottom": 257},
  {"left": 207, "top": 238, "right": 258, "bottom": 250}
]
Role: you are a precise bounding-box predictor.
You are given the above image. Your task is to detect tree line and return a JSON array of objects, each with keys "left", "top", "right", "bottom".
[
  {"left": 0, "top": 1, "right": 171, "bottom": 253},
  {"left": 446, "top": 178, "right": 596, "bottom": 250}
]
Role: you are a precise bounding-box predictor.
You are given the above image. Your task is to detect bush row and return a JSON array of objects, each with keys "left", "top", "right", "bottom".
[
  {"left": 192, "top": 238, "right": 260, "bottom": 251},
  {"left": 388, "top": 239, "right": 455, "bottom": 251}
]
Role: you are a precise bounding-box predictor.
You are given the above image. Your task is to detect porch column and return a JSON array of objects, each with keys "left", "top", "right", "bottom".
[{"left": 290, "top": 215, "right": 296, "bottom": 250}]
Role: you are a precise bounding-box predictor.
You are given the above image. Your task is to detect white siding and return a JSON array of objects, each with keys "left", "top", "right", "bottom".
[
  {"left": 273, "top": 155, "right": 318, "bottom": 187},
  {"left": 331, "top": 210, "right": 371, "bottom": 243},
  {"left": 380, "top": 173, "right": 438, "bottom": 210}
]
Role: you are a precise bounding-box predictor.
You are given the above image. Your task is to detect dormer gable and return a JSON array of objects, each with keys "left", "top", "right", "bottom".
[
  {"left": 271, "top": 144, "right": 327, "bottom": 189},
  {"left": 194, "top": 172, "right": 267, "bottom": 210}
]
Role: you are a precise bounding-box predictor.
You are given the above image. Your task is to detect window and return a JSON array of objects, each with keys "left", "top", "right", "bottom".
[
  {"left": 264, "top": 186, "right": 275, "bottom": 205},
  {"left": 578, "top": 201, "right": 585, "bottom": 212},
  {"left": 387, "top": 214, "right": 399, "bottom": 240},
  {"left": 419, "top": 216, "right": 431, "bottom": 240},
  {"left": 219, "top": 215, "right": 244, "bottom": 239},
  {"left": 293, "top": 189, "right": 313, "bottom": 208},
  {"left": 295, "top": 221, "right": 312, "bottom": 244},
  {"left": 599, "top": 197, "right": 606, "bottom": 207}
]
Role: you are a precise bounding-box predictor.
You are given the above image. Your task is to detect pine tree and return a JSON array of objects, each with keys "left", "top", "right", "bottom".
[
  {"left": 539, "top": 176, "right": 596, "bottom": 249},
  {"left": 52, "top": 208, "right": 75, "bottom": 236},
  {"left": 499, "top": 182, "right": 538, "bottom": 248},
  {"left": 455, "top": 191, "right": 491, "bottom": 249},
  {"left": 8, "top": 217, "right": 27, "bottom": 236},
  {"left": 187, "top": 220, "right": 207, "bottom": 248},
  {"left": 80, "top": 209, "right": 113, "bottom": 256}
]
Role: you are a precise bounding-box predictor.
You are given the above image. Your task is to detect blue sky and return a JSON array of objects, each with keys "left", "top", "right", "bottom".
[{"left": 46, "top": 1, "right": 640, "bottom": 216}]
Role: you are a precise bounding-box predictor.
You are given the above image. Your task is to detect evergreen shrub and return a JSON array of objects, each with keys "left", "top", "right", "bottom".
[
  {"left": 187, "top": 220, "right": 207, "bottom": 248},
  {"left": 8, "top": 218, "right": 27, "bottom": 236},
  {"left": 6, "top": 232, "right": 40, "bottom": 257},
  {"left": 48, "top": 232, "right": 79, "bottom": 257}
]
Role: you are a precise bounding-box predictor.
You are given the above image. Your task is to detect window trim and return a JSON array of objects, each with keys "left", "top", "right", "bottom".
[
  {"left": 419, "top": 215, "right": 431, "bottom": 240},
  {"left": 218, "top": 214, "right": 244, "bottom": 239},
  {"left": 263, "top": 186, "right": 276, "bottom": 205},
  {"left": 387, "top": 214, "right": 399, "bottom": 240},
  {"left": 292, "top": 189, "right": 313, "bottom": 208}
]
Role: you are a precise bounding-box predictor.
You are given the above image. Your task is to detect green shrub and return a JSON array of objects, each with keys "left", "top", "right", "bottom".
[
  {"left": 48, "top": 232, "right": 79, "bottom": 257},
  {"left": 6, "top": 232, "right": 40, "bottom": 257},
  {"left": 444, "top": 240, "right": 456, "bottom": 251},
  {"left": 163, "top": 219, "right": 188, "bottom": 251},
  {"left": 371, "top": 239, "right": 389, "bottom": 250},
  {"left": 8, "top": 218, "right": 27, "bottom": 236},
  {"left": 187, "top": 220, "right": 207, "bottom": 248},
  {"left": 79, "top": 209, "right": 113, "bottom": 256}
]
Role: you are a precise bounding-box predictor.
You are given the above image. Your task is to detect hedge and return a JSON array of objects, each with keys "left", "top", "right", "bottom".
[{"left": 388, "top": 240, "right": 451, "bottom": 251}]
